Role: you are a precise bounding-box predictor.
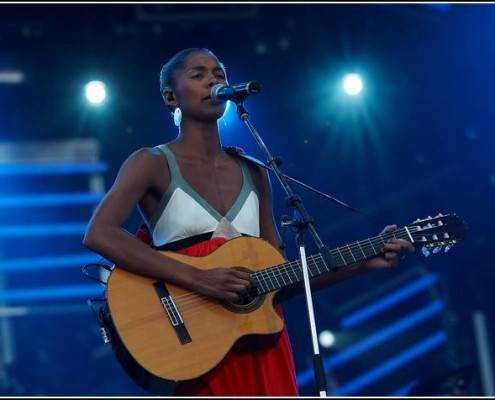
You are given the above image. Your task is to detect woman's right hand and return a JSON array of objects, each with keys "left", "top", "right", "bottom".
[{"left": 188, "top": 267, "right": 254, "bottom": 302}]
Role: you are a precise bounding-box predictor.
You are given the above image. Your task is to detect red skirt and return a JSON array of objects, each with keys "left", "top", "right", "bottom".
[{"left": 173, "top": 237, "right": 299, "bottom": 396}]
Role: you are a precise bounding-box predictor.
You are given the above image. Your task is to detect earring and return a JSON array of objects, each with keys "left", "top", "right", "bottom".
[{"left": 173, "top": 107, "right": 182, "bottom": 127}]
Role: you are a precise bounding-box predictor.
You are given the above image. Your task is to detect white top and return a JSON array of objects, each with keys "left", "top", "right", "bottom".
[{"left": 148, "top": 144, "right": 260, "bottom": 248}]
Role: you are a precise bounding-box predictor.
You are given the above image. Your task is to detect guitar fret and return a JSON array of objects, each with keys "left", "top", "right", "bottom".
[
  {"left": 308, "top": 254, "right": 330, "bottom": 277},
  {"left": 254, "top": 271, "right": 270, "bottom": 293},
  {"left": 355, "top": 241, "right": 367, "bottom": 259},
  {"left": 258, "top": 270, "right": 269, "bottom": 290},
  {"left": 278, "top": 266, "right": 288, "bottom": 286},
  {"left": 307, "top": 259, "right": 315, "bottom": 277},
  {"left": 403, "top": 227, "right": 414, "bottom": 243},
  {"left": 266, "top": 270, "right": 277, "bottom": 291},
  {"left": 335, "top": 247, "right": 347, "bottom": 266},
  {"left": 345, "top": 246, "right": 356, "bottom": 264},
  {"left": 281, "top": 265, "right": 291, "bottom": 283},
  {"left": 368, "top": 237, "right": 379, "bottom": 255},
  {"left": 309, "top": 257, "right": 321, "bottom": 277},
  {"left": 270, "top": 268, "right": 280, "bottom": 290},
  {"left": 286, "top": 262, "right": 299, "bottom": 283},
  {"left": 266, "top": 268, "right": 278, "bottom": 290},
  {"left": 338, "top": 245, "right": 354, "bottom": 265},
  {"left": 316, "top": 254, "right": 330, "bottom": 274},
  {"left": 287, "top": 262, "right": 300, "bottom": 283},
  {"left": 346, "top": 244, "right": 357, "bottom": 262}
]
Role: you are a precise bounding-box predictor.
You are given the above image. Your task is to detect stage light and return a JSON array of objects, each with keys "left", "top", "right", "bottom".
[
  {"left": 342, "top": 73, "right": 363, "bottom": 96},
  {"left": 84, "top": 80, "right": 107, "bottom": 105},
  {"left": 340, "top": 273, "right": 440, "bottom": 330},
  {"left": 329, "top": 330, "right": 448, "bottom": 396},
  {"left": 319, "top": 330, "right": 336, "bottom": 348},
  {"left": 0, "top": 70, "right": 24, "bottom": 84}
]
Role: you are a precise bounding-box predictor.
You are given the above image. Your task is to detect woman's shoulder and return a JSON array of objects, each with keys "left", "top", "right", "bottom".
[
  {"left": 128, "top": 145, "right": 167, "bottom": 161},
  {"left": 118, "top": 146, "right": 170, "bottom": 174}
]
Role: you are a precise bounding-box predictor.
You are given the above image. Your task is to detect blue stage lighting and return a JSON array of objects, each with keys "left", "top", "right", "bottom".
[
  {"left": 340, "top": 273, "right": 439, "bottom": 330},
  {"left": 84, "top": 80, "right": 107, "bottom": 105},
  {"left": 343, "top": 73, "right": 363, "bottom": 96}
]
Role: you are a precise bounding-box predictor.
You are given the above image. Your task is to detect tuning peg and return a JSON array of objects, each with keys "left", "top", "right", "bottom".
[
  {"left": 444, "top": 244, "right": 452, "bottom": 253},
  {"left": 436, "top": 213, "right": 444, "bottom": 217},
  {"left": 422, "top": 247, "right": 431, "bottom": 257},
  {"left": 432, "top": 246, "right": 442, "bottom": 254}
]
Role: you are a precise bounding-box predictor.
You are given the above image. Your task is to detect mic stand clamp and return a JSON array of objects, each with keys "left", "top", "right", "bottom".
[{"left": 235, "top": 101, "right": 331, "bottom": 396}]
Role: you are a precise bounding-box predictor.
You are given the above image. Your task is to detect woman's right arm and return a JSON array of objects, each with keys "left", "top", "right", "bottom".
[
  {"left": 83, "top": 148, "right": 253, "bottom": 302},
  {"left": 83, "top": 148, "right": 198, "bottom": 286}
]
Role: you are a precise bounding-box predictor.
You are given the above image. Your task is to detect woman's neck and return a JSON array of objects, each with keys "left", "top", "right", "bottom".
[{"left": 170, "top": 120, "right": 225, "bottom": 159}]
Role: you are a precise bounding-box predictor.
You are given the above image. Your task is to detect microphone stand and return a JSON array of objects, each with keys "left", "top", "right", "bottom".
[{"left": 234, "top": 100, "right": 334, "bottom": 397}]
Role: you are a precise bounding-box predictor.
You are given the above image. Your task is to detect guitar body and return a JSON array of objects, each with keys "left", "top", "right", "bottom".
[
  {"left": 100, "top": 213, "right": 466, "bottom": 394},
  {"left": 105, "top": 236, "right": 286, "bottom": 387}
]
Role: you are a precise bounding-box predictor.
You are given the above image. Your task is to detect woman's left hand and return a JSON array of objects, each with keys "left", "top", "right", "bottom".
[{"left": 364, "top": 224, "right": 416, "bottom": 270}]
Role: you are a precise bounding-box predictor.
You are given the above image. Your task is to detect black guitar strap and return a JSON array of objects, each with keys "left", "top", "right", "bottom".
[{"left": 223, "top": 146, "right": 364, "bottom": 214}]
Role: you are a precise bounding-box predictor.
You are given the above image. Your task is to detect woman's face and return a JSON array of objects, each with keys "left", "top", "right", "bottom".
[{"left": 172, "top": 51, "right": 228, "bottom": 122}]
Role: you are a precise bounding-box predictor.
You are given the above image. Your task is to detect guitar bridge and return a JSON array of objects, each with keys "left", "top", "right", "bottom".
[{"left": 153, "top": 281, "right": 192, "bottom": 345}]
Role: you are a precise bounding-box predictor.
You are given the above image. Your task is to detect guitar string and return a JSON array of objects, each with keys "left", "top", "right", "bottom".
[
  {"left": 167, "top": 225, "right": 445, "bottom": 321},
  {"left": 168, "top": 229, "right": 411, "bottom": 310},
  {"left": 131, "top": 222, "right": 453, "bottom": 327},
  {"left": 171, "top": 255, "right": 323, "bottom": 314},
  {"left": 163, "top": 219, "right": 441, "bottom": 309},
  {"left": 166, "top": 257, "right": 325, "bottom": 318},
  {"left": 168, "top": 253, "right": 364, "bottom": 321},
  {"left": 167, "top": 229, "right": 417, "bottom": 316},
  {"left": 147, "top": 222, "right": 453, "bottom": 324},
  {"left": 165, "top": 230, "right": 393, "bottom": 310},
  {"left": 165, "top": 244, "right": 381, "bottom": 320}
]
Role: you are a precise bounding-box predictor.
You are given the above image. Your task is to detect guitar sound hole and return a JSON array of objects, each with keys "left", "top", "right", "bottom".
[
  {"left": 235, "top": 292, "right": 256, "bottom": 306},
  {"left": 221, "top": 266, "right": 265, "bottom": 314},
  {"left": 222, "top": 292, "right": 265, "bottom": 314}
]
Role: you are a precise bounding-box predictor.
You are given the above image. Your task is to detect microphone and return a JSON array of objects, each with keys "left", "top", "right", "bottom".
[{"left": 210, "top": 81, "right": 262, "bottom": 103}]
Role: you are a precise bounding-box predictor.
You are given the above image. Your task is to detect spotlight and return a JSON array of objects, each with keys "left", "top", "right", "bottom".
[
  {"left": 342, "top": 73, "right": 363, "bottom": 96},
  {"left": 84, "top": 80, "right": 107, "bottom": 105},
  {"left": 318, "top": 329, "right": 336, "bottom": 348},
  {"left": 0, "top": 70, "right": 24, "bottom": 84}
]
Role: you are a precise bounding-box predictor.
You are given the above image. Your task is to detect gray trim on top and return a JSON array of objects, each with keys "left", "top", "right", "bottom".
[{"left": 149, "top": 144, "right": 257, "bottom": 231}]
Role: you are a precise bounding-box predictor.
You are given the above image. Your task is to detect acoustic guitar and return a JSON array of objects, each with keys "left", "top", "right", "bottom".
[{"left": 103, "top": 213, "right": 466, "bottom": 393}]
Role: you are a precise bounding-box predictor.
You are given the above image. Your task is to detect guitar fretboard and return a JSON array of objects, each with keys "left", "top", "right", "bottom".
[{"left": 252, "top": 227, "right": 412, "bottom": 295}]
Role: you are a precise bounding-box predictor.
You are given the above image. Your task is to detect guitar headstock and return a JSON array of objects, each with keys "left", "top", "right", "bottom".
[{"left": 407, "top": 213, "right": 467, "bottom": 257}]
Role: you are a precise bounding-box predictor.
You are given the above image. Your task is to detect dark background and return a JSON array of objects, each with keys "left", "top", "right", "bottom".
[{"left": 0, "top": 2, "right": 493, "bottom": 396}]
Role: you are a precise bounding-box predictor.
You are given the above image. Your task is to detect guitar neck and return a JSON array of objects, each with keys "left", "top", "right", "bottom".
[{"left": 252, "top": 227, "right": 412, "bottom": 295}]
